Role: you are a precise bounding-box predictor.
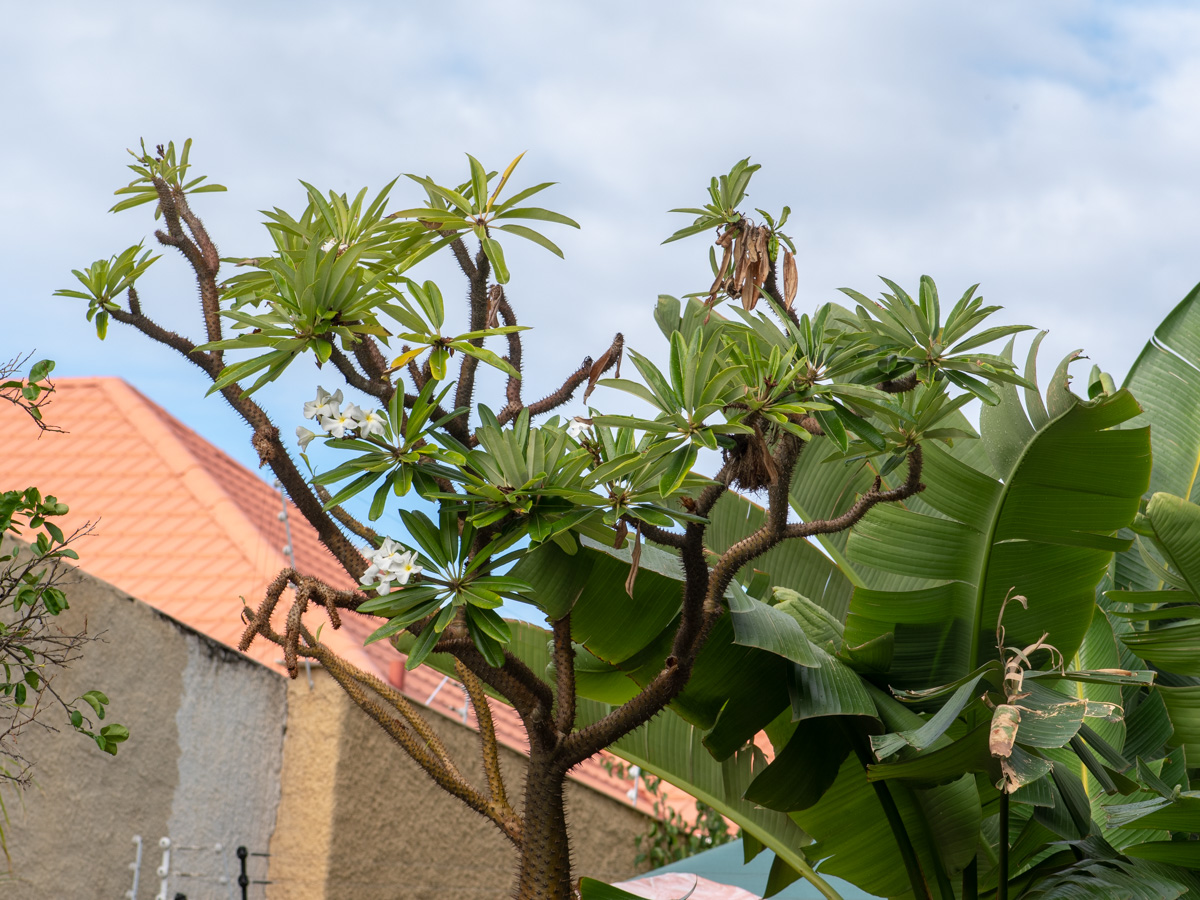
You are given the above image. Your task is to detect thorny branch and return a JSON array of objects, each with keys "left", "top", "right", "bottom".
[
  {"left": 551, "top": 615, "right": 575, "bottom": 740},
  {"left": 314, "top": 485, "right": 381, "bottom": 547},
  {"left": 454, "top": 659, "right": 514, "bottom": 818},
  {"left": 431, "top": 636, "right": 554, "bottom": 723},
  {"left": 451, "top": 243, "right": 491, "bottom": 443},
  {"left": 328, "top": 345, "right": 388, "bottom": 400},
  {"left": 112, "top": 189, "right": 368, "bottom": 580},
  {"left": 237, "top": 574, "right": 525, "bottom": 841},
  {"left": 561, "top": 444, "right": 924, "bottom": 767},
  {"left": 306, "top": 633, "right": 522, "bottom": 845},
  {"left": 501, "top": 332, "right": 625, "bottom": 426}
]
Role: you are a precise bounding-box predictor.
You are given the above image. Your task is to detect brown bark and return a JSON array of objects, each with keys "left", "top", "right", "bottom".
[{"left": 513, "top": 758, "right": 572, "bottom": 900}]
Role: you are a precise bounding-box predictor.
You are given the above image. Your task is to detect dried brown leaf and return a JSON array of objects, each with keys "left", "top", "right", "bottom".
[
  {"left": 709, "top": 240, "right": 733, "bottom": 303},
  {"left": 989, "top": 704, "right": 1021, "bottom": 759},
  {"left": 732, "top": 226, "right": 749, "bottom": 294},
  {"left": 746, "top": 226, "right": 760, "bottom": 264},
  {"left": 613, "top": 517, "right": 628, "bottom": 549},
  {"left": 583, "top": 349, "right": 610, "bottom": 403},
  {"left": 742, "top": 278, "right": 760, "bottom": 311},
  {"left": 754, "top": 234, "right": 771, "bottom": 288},
  {"left": 485, "top": 285, "right": 503, "bottom": 329},
  {"left": 783, "top": 249, "right": 798, "bottom": 309}
]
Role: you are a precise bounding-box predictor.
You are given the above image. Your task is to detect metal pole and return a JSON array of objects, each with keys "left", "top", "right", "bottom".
[{"left": 236, "top": 846, "right": 248, "bottom": 900}]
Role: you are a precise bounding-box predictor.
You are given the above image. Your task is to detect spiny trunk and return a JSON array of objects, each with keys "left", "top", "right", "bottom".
[{"left": 513, "top": 757, "right": 572, "bottom": 900}]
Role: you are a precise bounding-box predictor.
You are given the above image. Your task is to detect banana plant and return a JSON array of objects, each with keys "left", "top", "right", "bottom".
[
  {"left": 708, "top": 291, "right": 1200, "bottom": 898},
  {"left": 1122, "top": 282, "right": 1200, "bottom": 506}
]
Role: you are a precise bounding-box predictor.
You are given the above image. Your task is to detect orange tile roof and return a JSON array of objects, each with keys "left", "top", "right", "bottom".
[
  {"left": 1, "top": 377, "right": 693, "bottom": 817},
  {"left": 0, "top": 377, "right": 378, "bottom": 674}
]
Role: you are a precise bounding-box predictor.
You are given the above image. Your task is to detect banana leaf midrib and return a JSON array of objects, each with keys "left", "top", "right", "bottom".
[{"left": 966, "top": 395, "right": 1084, "bottom": 672}]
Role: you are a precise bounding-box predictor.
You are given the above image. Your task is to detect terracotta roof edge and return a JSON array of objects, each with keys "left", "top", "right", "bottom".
[{"left": 95, "top": 379, "right": 292, "bottom": 580}]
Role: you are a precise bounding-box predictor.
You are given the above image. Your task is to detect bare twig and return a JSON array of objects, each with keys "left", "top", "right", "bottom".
[{"left": 314, "top": 485, "right": 381, "bottom": 547}]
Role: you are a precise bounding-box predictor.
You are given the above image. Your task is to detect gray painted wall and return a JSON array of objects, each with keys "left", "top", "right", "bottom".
[{"left": 1, "top": 560, "right": 287, "bottom": 900}]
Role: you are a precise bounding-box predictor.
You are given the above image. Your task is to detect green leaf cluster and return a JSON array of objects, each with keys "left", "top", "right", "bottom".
[
  {"left": 391, "top": 152, "right": 580, "bottom": 283},
  {"left": 109, "top": 138, "right": 227, "bottom": 216},
  {"left": 357, "top": 508, "right": 530, "bottom": 670},
  {"left": 53, "top": 244, "right": 158, "bottom": 339},
  {"left": 1, "top": 483, "right": 128, "bottom": 766}
]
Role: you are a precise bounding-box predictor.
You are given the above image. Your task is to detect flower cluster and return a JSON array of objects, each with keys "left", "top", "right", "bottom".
[
  {"left": 296, "top": 386, "right": 388, "bottom": 449},
  {"left": 361, "top": 538, "right": 422, "bottom": 595}
]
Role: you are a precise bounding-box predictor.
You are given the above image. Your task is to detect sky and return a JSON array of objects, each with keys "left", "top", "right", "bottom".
[{"left": 4, "top": 0, "right": 1200, "bottom": 557}]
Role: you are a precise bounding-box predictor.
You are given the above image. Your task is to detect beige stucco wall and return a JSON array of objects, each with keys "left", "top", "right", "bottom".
[
  {"left": 265, "top": 668, "right": 348, "bottom": 897},
  {"left": 1, "top": 553, "right": 288, "bottom": 899},
  {"left": 268, "top": 670, "right": 653, "bottom": 900}
]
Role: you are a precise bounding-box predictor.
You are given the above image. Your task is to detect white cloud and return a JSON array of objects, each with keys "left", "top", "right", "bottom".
[{"left": 4, "top": 0, "right": 1200, "bottom": 480}]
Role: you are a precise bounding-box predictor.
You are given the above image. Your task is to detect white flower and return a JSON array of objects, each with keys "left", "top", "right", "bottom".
[
  {"left": 368, "top": 538, "right": 405, "bottom": 570},
  {"left": 320, "top": 238, "right": 336, "bottom": 253},
  {"left": 393, "top": 550, "right": 421, "bottom": 585},
  {"left": 296, "top": 426, "right": 317, "bottom": 451},
  {"left": 320, "top": 409, "right": 357, "bottom": 438},
  {"left": 566, "top": 417, "right": 591, "bottom": 439},
  {"left": 304, "top": 386, "right": 343, "bottom": 421},
  {"left": 360, "top": 540, "right": 422, "bottom": 595},
  {"left": 340, "top": 402, "right": 364, "bottom": 422},
  {"left": 356, "top": 408, "right": 388, "bottom": 439}
]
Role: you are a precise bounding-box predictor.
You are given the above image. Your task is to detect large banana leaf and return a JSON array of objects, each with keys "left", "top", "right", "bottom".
[
  {"left": 1108, "top": 491, "right": 1200, "bottom": 765},
  {"left": 1123, "top": 282, "right": 1200, "bottom": 504},
  {"left": 842, "top": 389, "right": 1150, "bottom": 691},
  {"left": 1115, "top": 282, "right": 1200, "bottom": 592},
  {"left": 782, "top": 689, "right": 984, "bottom": 899}
]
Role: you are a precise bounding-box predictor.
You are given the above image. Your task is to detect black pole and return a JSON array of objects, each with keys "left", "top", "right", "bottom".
[{"left": 237, "top": 845, "right": 249, "bottom": 900}]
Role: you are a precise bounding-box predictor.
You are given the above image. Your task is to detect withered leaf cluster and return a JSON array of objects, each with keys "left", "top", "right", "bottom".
[{"left": 709, "top": 222, "right": 798, "bottom": 312}]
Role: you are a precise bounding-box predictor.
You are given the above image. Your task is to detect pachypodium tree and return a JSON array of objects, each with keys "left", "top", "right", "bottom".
[{"left": 61, "top": 143, "right": 1035, "bottom": 899}]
